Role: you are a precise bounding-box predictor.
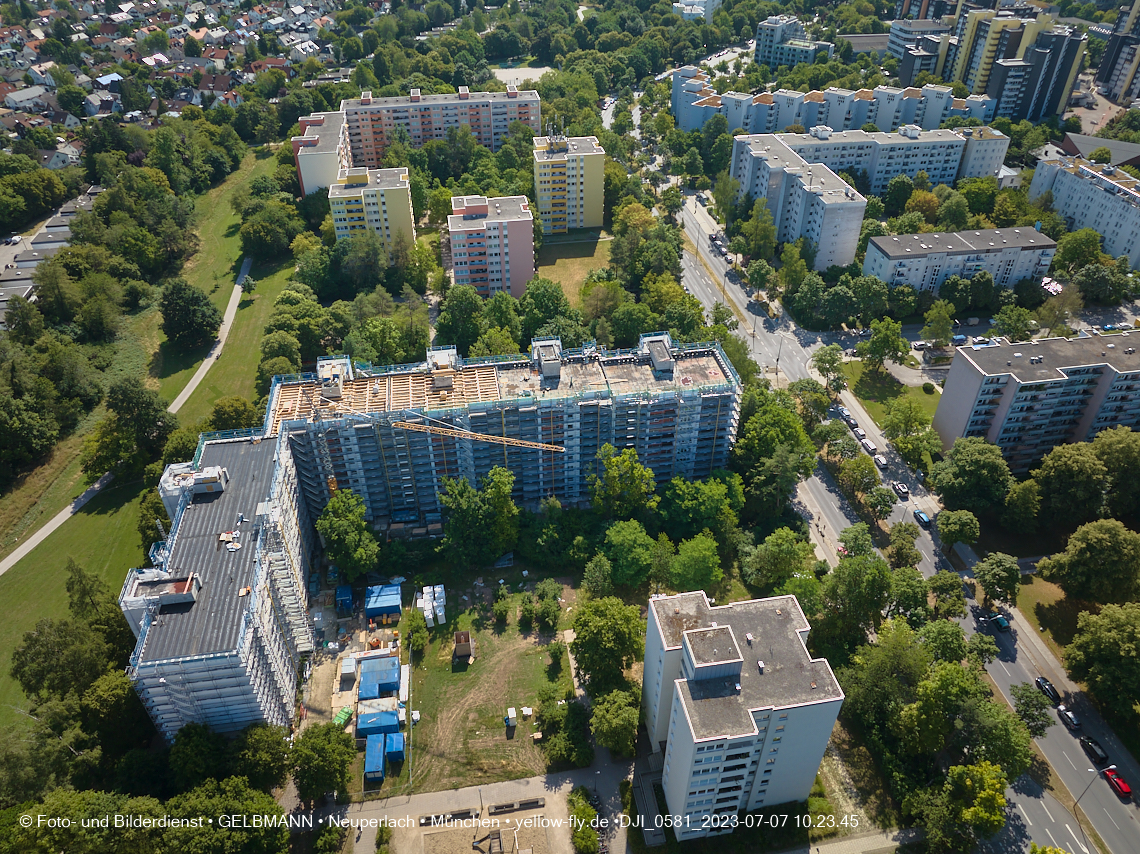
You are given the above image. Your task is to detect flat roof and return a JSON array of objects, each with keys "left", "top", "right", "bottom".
[
  {"left": 293, "top": 110, "right": 343, "bottom": 154},
  {"left": 139, "top": 439, "right": 277, "bottom": 663},
  {"left": 329, "top": 166, "right": 408, "bottom": 196},
  {"left": 686, "top": 626, "right": 742, "bottom": 666},
  {"left": 958, "top": 334, "right": 1140, "bottom": 381},
  {"left": 340, "top": 89, "right": 538, "bottom": 109},
  {"left": 868, "top": 227, "right": 1055, "bottom": 259},
  {"left": 783, "top": 127, "right": 965, "bottom": 146},
  {"left": 533, "top": 135, "right": 605, "bottom": 160},
  {"left": 653, "top": 593, "right": 842, "bottom": 741},
  {"left": 448, "top": 195, "right": 532, "bottom": 228},
  {"left": 736, "top": 135, "right": 865, "bottom": 202}
]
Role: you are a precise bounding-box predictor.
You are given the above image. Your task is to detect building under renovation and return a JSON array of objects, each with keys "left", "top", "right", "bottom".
[
  {"left": 119, "top": 333, "right": 739, "bottom": 738},
  {"left": 269, "top": 333, "right": 742, "bottom": 530}
]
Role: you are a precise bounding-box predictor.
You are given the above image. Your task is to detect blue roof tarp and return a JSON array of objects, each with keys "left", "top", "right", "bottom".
[
  {"left": 364, "top": 734, "right": 385, "bottom": 781},
  {"left": 372, "top": 710, "right": 400, "bottom": 733},
  {"left": 365, "top": 584, "right": 403, "bottom": 618},
  {"left": 386, "top": 732, "right": 405, "bottom": 762},
  {"left": 358, "top": 657, "right": 400, "bottom": 692},
  {"left": 359, "top": 656, "right": 399, "bottom": 675},
  {"left": 336, "top": 585, "right": 352, "bottom": 609},
  {"left": 357, "top": 679, "right": 381, "bottom": 701},
  {"left": 358, "top": 712, "right": 393, "bottom": 737}
]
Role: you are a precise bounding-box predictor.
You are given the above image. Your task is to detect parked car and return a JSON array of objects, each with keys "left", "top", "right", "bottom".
[
  {"left": 852, "top": 427, "right": 866, "bottom": 440},
  {"left": 861, "top": 438, "right": 877, "bottom": 454},
  {"left": 1036, "top": 676, "right": 1061, "bottom": 704},
  {"left": 1080, "top": 736, "right": 1108, "bottom": 764},
  {"left": 837, "top": 406, "right": 850, "bottom": 418},
  {"left": 913, "top": 509, "right": 931, "bottom": 527},
  {"left": 912, "top": 340, "right": 927, "bottom": 350},
  {"left": 1103, "top": 323, "right": 1118, "bottom": 332},
  {"left": 1058, "top": 704, "right": 1081, "bottom": 730},
  {"left": 972, "top": 336, "right": 989, "bottom": 344},
  {"left": 874, "top": 454, "right": 888, "bottom": 468},
  {"left": 984, "top": 611, "right": 1012, "bottom": 633},
  {"left": 845, "top": 415, "right": 858, "bottom": 427},
  {"left": 893, "top": 481, "right": 909, "bottom": 497},
  {"left": 1104, "top": 767, "right": 1132, "bottom": 799}
]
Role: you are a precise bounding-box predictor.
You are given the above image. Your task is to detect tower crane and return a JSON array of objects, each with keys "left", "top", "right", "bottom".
[{"left": 390, "top": 420, "right": 565, "bottom": 452}]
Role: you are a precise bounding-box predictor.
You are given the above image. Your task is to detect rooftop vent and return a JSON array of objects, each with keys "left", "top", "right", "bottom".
[
  {"left": 745, "top": 633, "right": 754, "bottom": 645},
  {"left": 757, "top": 660, "right": 765, "bottom": 674},
  {"left": 711, "top": 621, "right": 718, "bottom": 627}
]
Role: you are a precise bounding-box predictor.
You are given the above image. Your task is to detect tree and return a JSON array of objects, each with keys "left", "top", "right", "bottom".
[
  {"left": 839, "top": 454, "right": 880, "bottom": 496},
  {"left": 1088, "top": 147, "right": 1113, "bottom": 164},
  {"left": 660, "top": 473, "right": 743, "bottom": 544},
  {"left": 856, "top": 316, "right": 908, "bottom": 371},
  {"left": 240, "top": 200, "right": 305, "bottom": 259},
  {"left": 405, "top": 608, "right": 429, "bottom": 656},
  {"left": 839, "top": 522, "right": 876, "bottom": 558},
  {"left": 882, "top": 396, "right": 933, "bottom": 442},
  {"left": 1092, "top": 426, "right": 1140, "bottom": 518},
  {"left": 1010, "top": 682, "right": 1055, "bottom": 738},
  {"left": 811, "top": 343, "right": 845, "bottom": 393},
  {"left": 936, "top": 510, "right": 979, "bottom": 552},
  {"left": 711, "top": 171, "right": 740, "bottom": 220},
  {"left": 671, "top": 532, "right": 723, "bottom": 591},
  {"left": 884, "top": 174, "right": 914, "bottom": 216},
  {"left": 582, "top": 553, "right": 614, "bottom": 598},
  {"left": 165, "top": 777, "right": 288, "bottom": 853},
  {"left": 905, "top": 189, "right": 941, "bottom": 224},
  {"left": 438, "top": 467, "right": 519, "bottom": 567},
  {"left": 741, "top": 527, "right": 813, "bottom": 590},
  {"left": 1065, "top": 602, "right": 1140, "bottom": 713},
  {"left": 740, "top": 200, "right": 777, "bottom": 260},
  {"left": 590, "top": 690, "right": 638, "bottom": 756},
  {"left": 434, "top": 284, "right": 484, "bottom": 355},
  {"left": 928, "top": 570, "right": 967, "bottom": 619},
  {"left": 921, "top": 299, "right": 955, "bottom": 347},
  {"left": 748, "top": 258, "right": 775, "bottom": 291},
  {"left": 888, "top": 522, "right": 923, "bottom": 569},
  {"left": 80, "top": 378, "right": 178, "bottom": 479},
  {"left": 930, "top": 437, "right": 1013, "bottom": 513},
  {"left": 589, "top": 444, "right": 658, "bottom": 519},
  {"left": 209, "top": 396, "right": 262, "bottom": 431},
  {"left": 160, "top": 278, "right": 222, "bottom": 349},
  {"left": 1032, "top": 443, "right": 1107, "bottom": 526},
  {"left": 170, "top": 722, "right": 229, "bottom": 792},
  {"left": 233, "top": 723, "right": 292, "bottom": 793},
  {"left": 937, "top": 192, "right": 970, "bottom": 231},
  {"left": 821, "top": 553, "right": 892, "bottom": 639},
  {"left": 866, "top": 485, "right": 898, "bottom": 520},
  {"left": 1038, "top": 519, "right": 1140, "bottom": 603},
  {"left": 1054, "top": 228, "right": 1106, "bottom": 272},
  {"left": 919, "top": 618, "right": 967, "bottom": 662},
  {"left": 10, "top": 618, "right": 110, "bottom": 702},
  {"left": 603, "top": 520, "right": 654, "bottom": 587},
  {"left": 292, "top": 722, "right": 355, "bottom": 803},
  {"left": 1072, "top": 263, "right": 1128, "bottom": 304},
  {"left": 1002, "top": 478, "right": 1040, "bottom": 532},
  {"left": 314, "top": 490, "right": 379, "bottom": 581},
  {"left": 974, "top": 552, "right": 1021, "bottom": 606},
  {"left": 570, "top": 597, "right": 644, "bottom": 695},
  {"left": 991, "top": 304, "right": 1035, "bottom": 342},
  {"left": 470, "top": 326, "right": 521, "bottom": 357},
  {"left": 780, "top": 242, "right": 809, "bottom": 294}
]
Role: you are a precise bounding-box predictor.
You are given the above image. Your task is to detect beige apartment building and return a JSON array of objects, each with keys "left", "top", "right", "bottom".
[
  {"left": 532, "top": 135, "right": 605, "bottom": 235},
  {"left": 328, "top": 167, "right": 415, "bottom": 249}
]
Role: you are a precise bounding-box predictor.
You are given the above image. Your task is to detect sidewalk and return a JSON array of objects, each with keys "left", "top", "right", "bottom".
[{"left": 772, "top": 828, "right": 923, "bottom": 854}]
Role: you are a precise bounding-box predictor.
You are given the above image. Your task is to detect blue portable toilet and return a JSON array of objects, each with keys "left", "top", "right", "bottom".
[
  {"left": 336, "top": 585, "right": 352, "bottom": 612},
  {"left": 365, "top": 584, "right": 403, "bottom": 619},
  {"left": 364, "top": 734, "right": 386, "bottom": 782},
  {"left": 386, "top": 732, "right": 405, "bottom": 763}
]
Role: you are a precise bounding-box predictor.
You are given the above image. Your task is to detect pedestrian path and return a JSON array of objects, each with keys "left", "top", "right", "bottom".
[{"left": 771, "top": 828, "right": 924, "bottom": 854}]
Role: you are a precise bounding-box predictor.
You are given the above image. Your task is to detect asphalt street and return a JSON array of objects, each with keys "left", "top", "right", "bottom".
[{"left": 676, "top": 194, "right": 1140, "bottom": 854}]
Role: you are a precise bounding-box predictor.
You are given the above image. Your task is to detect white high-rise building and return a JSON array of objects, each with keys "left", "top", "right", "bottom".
[
  {"left": 672, "top": 0, "right": 721, "bottom": 21},
  {"left": 644, "top": 592, "right": 843, "bottom": 839}
]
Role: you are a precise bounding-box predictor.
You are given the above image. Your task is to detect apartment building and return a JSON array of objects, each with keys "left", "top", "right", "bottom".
[
  {"left": 729, "top": 134, "right": 866, "bottom": 271},
  {"left": 446, "top": 195, "right": 534, "bottom": 298},
  {"left": 268, "top": 335, "right": 741, "bottom": 527},
  {"left": 863, "top": 226, "right": 1056, "bottom": 291},
  {"left": 672, "top": 0, "right": 720, "bottom": 21},
  {"left": 120, "top": 430, "right": 317, "bottom": 740},
  {"left": 340, "top": 87, "right": 541, "bottom": 167},
  {"left": 895, "top": 0, "right": 958, "bottom": 20},
  {"left": 933, "top": 336, "right": 1140, "bottom": 473},
  {"left": 671, "top": 66, "right": 995, "bottom": 134},
  {"left": 328, "top": 167, "right": 415, "bottom": 248},
  {"left": 754, "top": 15, "right": 834, "bottom": 69},
  {"left": 1029, "top": 157, "right": 1140, "bottom": 267},
  {"left": 644, "top": 592, "right": 842, "bottom": 838},
  {"left": 532, "top": 135, "right": 605, "bottom": 235},
  {"left": 887, "top": 17, "right": 953, "bottom": 60},
  {"left": 1096, "top": 1, "right": 1140, "bottom": 102},
  {"left": 777, "top": 124, "right": 1009, "bottom": 196},
  {"left": 983, "top": 25, "right": 1085, "bottom": 122},
  {"left": 291, "top": 110, "right": 350, "bottom": 197}
]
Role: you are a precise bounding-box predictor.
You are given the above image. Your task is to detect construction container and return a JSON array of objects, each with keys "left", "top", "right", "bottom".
[
  {"left": 335, "top": 585, "right": 352, "bottom": 612},
  {"left": 386, "top": 732, "right": 405, "bottom": 763},
  {"left": 364, "top": 584, "right": 402, "bottom": 618},
  {"left": 339, "top": 657, "right": 356, "bottom": 687},
  {"left": 506, "top": 707, "right": 517, "bottom": 727},
  {"left": 358, "top": 709, "right": 400, "bottom": 736},
  {"left": 364, "top": 734, "right": 386, "bottom": 782}
]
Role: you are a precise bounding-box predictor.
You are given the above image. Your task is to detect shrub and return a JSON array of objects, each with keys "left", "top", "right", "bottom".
[
  {"left": 493, "top": 597, "right": 510, "bottom": 624},
  {"left": 568, "top": 786, "right": 600, "bottom": 853},
  {"left": 923, "top": 382, "right": 935, "bottom": 394},
  {"left": 518, "top": 593, "right": 535, "bottom": 629}
]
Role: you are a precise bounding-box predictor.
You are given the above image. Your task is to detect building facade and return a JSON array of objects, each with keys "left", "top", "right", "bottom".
[
  {"left": 445, "top": 195, "right": 534, "bottom": 298},
  {"left": 933, "top": 336, "right": 1140, "bottom": 473},
  {"left": 1029, "top": 157, "right": 1140, "bottom": 267},
  {"left": 532, "top": 135, "right": 604, "bottom": 234},
  {"left": 291, "top": 110, "right": 350, "bottom": 197},
  {"left": 1096, "top": 1, "right": 1140, "bottom": 103},
  {"left": 328, "top": 167, "right": 415, "bottom": 247},
  {"left": 671, "top": 65, "right": 995, "bottom": 134},
  {"left": 887, "top": 18, "right": 953, "bottom": 61},
  {"left": 672, "top": 0, "right": 720, "bottom": 21},
  {"left": 863, "top": 226, "right": 1056, "bottom": 291},
  {"left": 120, "top": 431, "right": 317, "bottom": 740},
  {"left": 983, "top": 25, "right": 1085, "bottom": 122},
  {"left": 268, "top": 336, "right": 741, "bottom": 529},
  {"left": 755, "top": 15, "right": 834, "bottom": 69},
  {"left": 729, "top": 134, "right": 866, "bottom": 271},
  {"left": 644, "top": 592, "right": 842, "bottom": 838}
]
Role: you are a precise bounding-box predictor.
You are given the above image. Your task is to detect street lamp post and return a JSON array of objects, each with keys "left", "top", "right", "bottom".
[{"left": 1075, "top": 765, "right": 1108, "bottom": 854}]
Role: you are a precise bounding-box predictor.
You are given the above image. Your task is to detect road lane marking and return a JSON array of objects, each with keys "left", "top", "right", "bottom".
[
  {"left": 1018, "top": 804, "right": 1033, "bottom": 826},
  {"left": 1104, "top": 808, "right": 1120, "bottom": 829},
  {"left": 1045, "top": 828, "right": 1059, "bottom": 848},
  {"left": 1042, "top": 803, "right": 1054, "bottom": 822},
  {"left": 1063, "top": 751, "right": 1076, "bottom": 769},
  {"left": 1067, "top": 823, "right": 1088, "bottom": 853},
  {"left": 998, "top": 660, "right": 1012, "bottom": 676}
]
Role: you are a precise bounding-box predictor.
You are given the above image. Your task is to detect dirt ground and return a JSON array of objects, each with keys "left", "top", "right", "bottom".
[{"left": 423, "top": 811, "right": 553, "bottom": 854}]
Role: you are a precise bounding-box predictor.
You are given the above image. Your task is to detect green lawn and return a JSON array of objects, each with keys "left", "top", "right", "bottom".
[
  {"left": 153, "top": 150, "right": 279, "bottom": 404},
  {"left": 0, "top": 480, "right": 148, "bottom": 729},
  {"left": 536, "top": 234, "right": 611, "bottom": 308},
  {"left": 841, "top": 361, "right": 941, "bottom": 426}
]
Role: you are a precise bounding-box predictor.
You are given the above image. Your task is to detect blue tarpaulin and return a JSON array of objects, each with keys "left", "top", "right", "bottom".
[
  {"left": 365, "top": 584, "right": 402, "bottom": 618},
  {"left": 364, "top": 735, "right": 385, "bottom": 781},
  {"left": 372, "top": 710, "right": 400, "bottom": 733},
  {"left": 336, "top": 585, "right": 352, "bottom": 611},
  {"left": 386, "top": 732, "right": 405, "bottom": 762},
  {"left": 358, "top": 657, "right": 400, "bottom": 692},
  {"left": 358, "top": 712, "right": 393, "bottom": 737}
]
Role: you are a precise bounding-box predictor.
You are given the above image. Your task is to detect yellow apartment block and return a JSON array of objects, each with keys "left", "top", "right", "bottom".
[
  {"left": 532, "top": 135, "right": 605, "bottom": 234},
  {"left": 328, "top": 166, "right": 416, "bottom": 249}
]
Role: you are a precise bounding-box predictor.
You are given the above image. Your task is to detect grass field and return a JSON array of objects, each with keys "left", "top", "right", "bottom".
[
  {"left": 0, "top": 479, "right": 148, "bottom": 729},
  {"left": 154, "top": 150, "right": 278, "bottom": 404},
  {"left": 536, "top": 234, "right": 611, "bottom": 308},
  {"left": 841, "top": 361, "right": 941, "bottom": 426}
]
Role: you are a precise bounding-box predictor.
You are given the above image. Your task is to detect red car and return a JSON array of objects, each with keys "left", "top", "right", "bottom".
[{"left": 1105, "top": 767, "right": 1132, "bottom": 799}]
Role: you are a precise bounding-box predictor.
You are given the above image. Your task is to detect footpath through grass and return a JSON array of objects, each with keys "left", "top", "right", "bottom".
[
  {"left": 841, "top": 361, "right": 940, "bottom": 426},
  {"left": 154, "top": 150, "right": 278, "bottom": 404}
]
